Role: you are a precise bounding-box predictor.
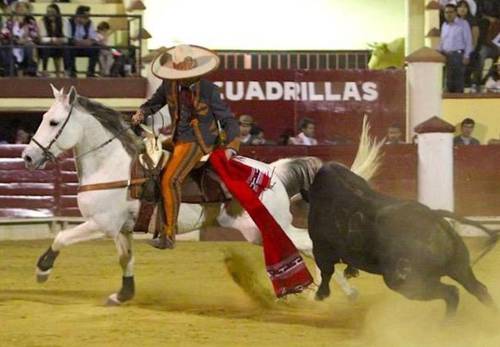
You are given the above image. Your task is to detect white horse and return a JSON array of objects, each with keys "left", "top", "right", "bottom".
[{"left": 22, "top": 85, "right": 382, "bottom": 304}]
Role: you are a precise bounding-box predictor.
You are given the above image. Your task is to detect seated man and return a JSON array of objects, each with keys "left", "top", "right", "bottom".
[
  {"left": 454, "top": 117, "right": 480, "bottom": 145},
  {"left": 238, "top": 114, "right": 254, "bottom": 145},
  {"left": 64, "top": 5, "right": 99, "bottom": 77},
  {"left": 386, "top": 124, "right": 405, "bottom": 144},
  {"left": 289, "top": 117, "right": 318, "bottom": 145}
]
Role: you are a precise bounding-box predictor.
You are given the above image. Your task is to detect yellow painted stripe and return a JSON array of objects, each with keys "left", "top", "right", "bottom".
[{"left": 0, "top": 98, "right": 145, "bottom": 112}]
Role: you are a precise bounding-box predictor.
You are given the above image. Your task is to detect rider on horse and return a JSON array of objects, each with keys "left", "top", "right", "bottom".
[{"left": 131, "top": 45, "right": 240, "bottom": 249}]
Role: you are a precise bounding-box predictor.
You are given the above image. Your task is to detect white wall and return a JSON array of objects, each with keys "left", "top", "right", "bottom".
[{"left": 144, "top": 0, "right": 405, "bottom": 50}]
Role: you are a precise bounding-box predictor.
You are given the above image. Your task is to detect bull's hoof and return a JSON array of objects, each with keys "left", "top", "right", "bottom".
[
  {"left": 344, "top": 266, "right": 360, "bottom": 279},
  {"left": 315, "top": 287, "right": 330, "bottom": 301},
  {"left": 35, "top": 267, "right": 51, "bottom": 283}
]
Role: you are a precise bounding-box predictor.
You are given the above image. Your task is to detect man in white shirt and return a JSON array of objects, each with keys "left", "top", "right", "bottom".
[{"left": 290, "top": 117, "right": 318, "bottom": 146}]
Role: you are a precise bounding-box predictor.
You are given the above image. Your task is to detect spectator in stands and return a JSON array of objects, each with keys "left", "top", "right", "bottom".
[
  {"left": 14, "top": 126, "right": 31, "bottom": 144},
  {"left": 0, "top": 0, "right": 38, "bottom": 76},
  {"left": 65, "top": 5, "right": 99, "bottom": 77},
  {"left": 96, "top": 21, "right": 113, "bottom": 77},
  {"left": 440, "top": 4, "right": 474, "bottom": 93},
  {"left": 290, "top": 117, "right": 318, "bottom": 146},
  {"left": 38, "top": 3, "right": 69, "bottom": 77},
  {"left": 454, "top": 117, "right": 480, "bottom": 144},
  {"left": 484, "top": 58, "right": 500, "bottom": 91},
  {"left": 457, "top": 1, "right": 481, "bottom": 90},
  {"left": 238, "top": 114, "right": 254, "bottom": 145},
  {"left": 249, "top": 126, "right": 267, "bottom": 145},
  {"left": 474, "top": 0, "right": 499, "bottom": 89},
  {"left": 278, "top": 130, "right": 293, "bottom": 146},
  {"left": 440, "top": 0, "right": 478, "bottom": 16},
  {"left": 386, "top": 124, "right": 405, "bottom": 144}
]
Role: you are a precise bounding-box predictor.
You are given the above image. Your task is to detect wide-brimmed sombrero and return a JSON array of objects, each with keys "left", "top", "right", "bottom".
[{"left": 151, "top": 44, "right": 220, "bottom": 80}]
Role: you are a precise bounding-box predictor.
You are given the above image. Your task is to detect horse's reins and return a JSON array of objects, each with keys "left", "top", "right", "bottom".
[{"left": 31, "top": 100, "right": 146, "bottom": 193}]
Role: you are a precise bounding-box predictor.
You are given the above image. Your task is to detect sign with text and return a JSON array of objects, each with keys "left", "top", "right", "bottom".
[{"left": 209, "top": 69, "right": 406, "bottom": 143}]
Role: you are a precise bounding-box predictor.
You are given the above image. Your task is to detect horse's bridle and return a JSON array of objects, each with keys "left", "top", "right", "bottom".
[
  {"left": 30, "top": 100, "right": 143, "bottom": 193},
  {"left": 30, "top": 102, "right": 133, "bottom": 165},
  {"left": 31, "top": 103, "right": 75, "bottom": 163}
]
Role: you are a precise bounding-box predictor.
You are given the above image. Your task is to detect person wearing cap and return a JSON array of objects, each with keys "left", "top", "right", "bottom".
[
  {"left": 238, "top": 114, "right": 254, "bottom": 144},
  {"left": 131, "top": 44, "right": 240, "bottom": 249}
]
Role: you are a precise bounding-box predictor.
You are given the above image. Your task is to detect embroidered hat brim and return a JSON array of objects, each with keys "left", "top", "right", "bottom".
[{"left": 151, "top": 45, "right": 220, "bottom": 80}]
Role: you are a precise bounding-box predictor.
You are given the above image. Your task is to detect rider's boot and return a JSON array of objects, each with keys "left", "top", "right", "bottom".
[{"left": 149, "top": 226, "right": 175, "bottom": 250}]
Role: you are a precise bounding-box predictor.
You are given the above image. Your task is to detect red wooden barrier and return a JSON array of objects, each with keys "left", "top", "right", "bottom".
[
  {"left": 0, "top": 145, "right": 56, "bottom": 218},
  {"left": 455, "top": 146, "right": 500, "bottom": 216},
  {"left": 0, "top": 144, "right": 498, "bottom": 218}
]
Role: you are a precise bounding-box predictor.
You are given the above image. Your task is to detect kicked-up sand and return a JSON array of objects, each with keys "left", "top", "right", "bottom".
[{"left": 1, "top": 238, "right": 500, "bottom": 347}]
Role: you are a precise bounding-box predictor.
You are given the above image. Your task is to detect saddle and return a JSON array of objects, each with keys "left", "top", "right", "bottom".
[{"left": 129, "top": 130, "right": 232, "bottom": 233}]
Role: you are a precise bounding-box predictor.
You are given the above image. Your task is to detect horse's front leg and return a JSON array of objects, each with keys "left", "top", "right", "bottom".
[
  {"left": 36, "top": 220, "right": 104, "bottom": 283},
  {"left": 106, "top": 231, "right": 135, "bottom": 305}
]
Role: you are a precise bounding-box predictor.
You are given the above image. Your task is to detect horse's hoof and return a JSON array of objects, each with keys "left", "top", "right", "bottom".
[
  {"left": 35, "top": 267, "right": 51, "bottom": 283},
  {"left": 105, "top": 293, "right": 122, "bottom": 306},
  {"left": 347, "top": 288, "right": 359, "bottom": 302}
]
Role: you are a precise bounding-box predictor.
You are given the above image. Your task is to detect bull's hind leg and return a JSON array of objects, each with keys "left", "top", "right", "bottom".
[
  {"left": 313, "top": 240, "right": 339, "bottom": 301},
  {"left": 384, "top": 271, "right": 460, "bottom": 317},
  {"left": 450, "top": 267, "right": 496, "bottom": 309}
]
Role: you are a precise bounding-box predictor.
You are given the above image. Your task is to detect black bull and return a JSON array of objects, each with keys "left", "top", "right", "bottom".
[{"left": 306, "top": 162, "right": 497, "bottom": 317}]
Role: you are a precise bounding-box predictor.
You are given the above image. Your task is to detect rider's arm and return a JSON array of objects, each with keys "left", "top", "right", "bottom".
[
  {"left": 140, "top": 81, "right": 167, "bottom": 117},
  {"left": 210, "top": 86, "right": 240, "bottom": 152}
]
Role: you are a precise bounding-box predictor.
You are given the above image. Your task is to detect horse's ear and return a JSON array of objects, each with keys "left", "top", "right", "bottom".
[
  {"left": 66, "top": 86, "right": 78, "bottom": 105},
  {"left": 50, "top": 83, "right": 63, "bottom": 99}
]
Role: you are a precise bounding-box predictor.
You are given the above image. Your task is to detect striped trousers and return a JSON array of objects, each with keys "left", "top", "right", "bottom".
[{"left": 161, "top": 141, "right": 204, "bottom": 238}]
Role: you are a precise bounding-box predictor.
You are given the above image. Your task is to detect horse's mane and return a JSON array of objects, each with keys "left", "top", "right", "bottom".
[
  {"left": 270, "top": 157, "right": 323, "bottom": 197},
  {"left": 75, "top": 96, "right": 143, "bottom": 157}
]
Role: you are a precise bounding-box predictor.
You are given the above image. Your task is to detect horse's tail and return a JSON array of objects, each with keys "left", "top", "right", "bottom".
[
  {"left": 350, "top": 115, "right": 385, "bottom": 182},
  {"left": 270, "top": 156, "right": 323, "bottom": 198}
]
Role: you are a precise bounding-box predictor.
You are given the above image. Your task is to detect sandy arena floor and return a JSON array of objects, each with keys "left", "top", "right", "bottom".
[{"left": 1, "top": 239, "right": 500, "bottom": 347}]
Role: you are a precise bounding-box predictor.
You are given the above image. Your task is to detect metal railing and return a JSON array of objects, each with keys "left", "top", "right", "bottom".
[
  {"left": 217, "top": 50, "right": 371, "bottom": 70},
  {"left": 0, "top": 13, "right": 143, "bottom": 77}
]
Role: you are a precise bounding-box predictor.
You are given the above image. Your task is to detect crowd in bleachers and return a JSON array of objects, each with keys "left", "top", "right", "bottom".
[
  {"left": 0, "top": 0, "right": 134, "bottom": 77},
  {"left": 439, "top": 0, "right": 499, "bottom": 93}
]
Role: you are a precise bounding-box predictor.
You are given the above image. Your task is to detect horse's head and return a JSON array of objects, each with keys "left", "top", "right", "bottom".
[{"left": 22, "top": 84, "right": 83, "bottom": 170}]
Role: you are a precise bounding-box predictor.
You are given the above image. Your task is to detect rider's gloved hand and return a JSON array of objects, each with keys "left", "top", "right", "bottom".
[
  {"left": 131, "top": 110, "right": 145, "bottom": 125},
  {"left": 225, "top": 148, "right": 237, "bottom": 160}
]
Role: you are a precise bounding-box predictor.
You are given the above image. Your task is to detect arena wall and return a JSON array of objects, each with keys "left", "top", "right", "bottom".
[{"left": 2, "top": 144, "right": 499, "bottom": 220}]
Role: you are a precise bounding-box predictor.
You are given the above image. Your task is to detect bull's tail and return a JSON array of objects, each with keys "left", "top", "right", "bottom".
[
  {"left": 433, "top": 209, "right": 499, "bottom": 241},
  {"left": 350, "top": 115, "right": 385, "bottom": 182},
  {"left": 434, "top": 209, "right": 499, "bottom": 265}
]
